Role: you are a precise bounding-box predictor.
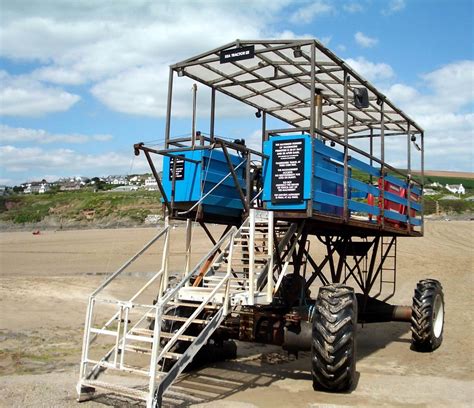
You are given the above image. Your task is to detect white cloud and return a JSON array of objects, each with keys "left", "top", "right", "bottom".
[
  {"left": 344, "top": 2, "right": 364, "bottom": 13},
  {"left": 0, "top": 71, "right": 80, "bottom": 116},
  {"left": 0, "top": 145, "right": 149, "bottom": 180},
  {"left": 0, "top": 1, "right": 307, "bottom": 118},
  {"left": 319, "top": 36, "right": 332, "bottom": 46},
  {"left": 290, "top": 1, "right": 333, "bottom": 24},
  {"left": 91, "top": 65, "right": 254, "bottom": 119},
  {"left": 382, "top": 0, "right": 406, "bottom": 15},
  {"left": 385, "top": 60, "right": 474, "bottom": 172},
  {"left": 346, "top": 57, "right": 394, "bottom": 82},
  {"left": 354, "top": 31, "right": 378, "bottom": 48},
  {"left": 0, "top": 124, "right": 112, "bottom": 144},
  {"left": 0, "top": 177, "right": 13, "bottom": 185}
]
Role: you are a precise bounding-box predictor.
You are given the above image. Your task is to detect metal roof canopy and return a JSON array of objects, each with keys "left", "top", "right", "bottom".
[{"left": 170, "top": 39, "right": 424, "bottom": 139}]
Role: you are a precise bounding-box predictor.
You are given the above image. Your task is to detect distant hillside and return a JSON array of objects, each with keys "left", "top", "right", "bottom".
[
  {"left": 0, "top": 190, "right": 163, "bottom": 229},
  {"left": 420, "top": 170, "right": 474, "bottom": 179}
]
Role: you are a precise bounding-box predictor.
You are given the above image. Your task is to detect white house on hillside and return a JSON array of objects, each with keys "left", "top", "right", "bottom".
[
  {"left": 427, "top": 181, "right": 443, "bottom": 188},
  {"left": 445, "top": 184, "right": 465, "bottom": 195},
  {"left": 24, "top": 182, "right": 50, "bottom": 194},
  {"left": 144, "top": 177, "right": 158, "bottom": 191}
]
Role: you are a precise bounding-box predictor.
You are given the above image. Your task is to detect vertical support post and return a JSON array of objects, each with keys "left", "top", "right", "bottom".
[
  {"left": 369, "top": 127, "right": 373, "bottom": 185},
  {"left": 315, "top": 91, "right": 323, "bottom": 137},
  {"left": 184, "top": 218, "right": 193, "bottom": 283},
  {"left": 248, "top": 209, "right": 255, "bottom": 305},
  {"left": 261, "top": 111, "right": 267, "bottom": 153},
  {"left": 191, "top": 83, "right": 197, "bottom": 148},
  {"left": 225, "top": 234, "right": 236, "bottom": 313},
  {"left": 160, "top": 217, "right": 170, "bottom": 298},
  {"left": 421, "top": 131, "right": 425, "bottom": 235},
  {"left": 147, "top": 305, "right": 163, "bottom": 408},
  {"left": 266, "top": 211, "right": 274, "bottom": 303},
  {"left": 119, "top": 306, "right": 130, "bottom": 368},
  {"left": 246, "top": 152, "right": 251, "bottom": 210},
  {"left": 164, "top": 68, "right": 174, "bottom": 148},
  {"left": 171, "top": 158, "right": 177, "bottom": 210},
  {"left": 308, "top": 42, "right": 316, "bottom": 217},
  {"left": 343, "top": 71, "right": 349, "bottom": 222},
  {"left": 406, "top": 123, "right": 411, "bottom": 229},
  {"left": 380, "top": 100, "right": 385, "bottom": 228},
  {"left": 113, "top": 306, "right": 123, "bottom": 367},
  {"left": 309, "top": 42, "right": 316, "bottom": 137},
  {"left": 210, "top": 87, "right": 216, "bottom": 143},
  {"left": 78, "top": 296, "right": 95, "bottom": 389}
]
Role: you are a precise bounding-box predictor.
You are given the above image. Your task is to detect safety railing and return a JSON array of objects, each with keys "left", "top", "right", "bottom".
[{"left": 78, "top": 225, "right": 171, "bottom": 383}]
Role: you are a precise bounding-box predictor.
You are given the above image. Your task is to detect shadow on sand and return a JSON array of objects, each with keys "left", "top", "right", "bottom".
[{"left": 87, "top": 321, "right": 411, "bottom": 407}]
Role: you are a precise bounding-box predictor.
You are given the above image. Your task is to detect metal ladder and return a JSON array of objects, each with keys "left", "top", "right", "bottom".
[{"left": 378, "top": 236, "right": 397, "bottom": 301}]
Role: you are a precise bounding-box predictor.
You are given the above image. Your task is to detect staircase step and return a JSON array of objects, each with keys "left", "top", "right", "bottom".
[
  {"left": 130, "top": 328, "right": 197, "bottom": 342},
  {"left": 169, "top": 301, "right": 220, "bottom": 309},
  {"left": 124, "top": 345, "right": 183, "bottom": 360},
  {"left": 162, "top": 315, "right": 208, "bottom": 324},
  {"left": 203, "top": 276, "right": 246, "bottom": 282},
  {"left": 85, "top": 359, "right": 150, "bottom": 377},
  {"left": 230, "top": 262, "right": 266, "bottom": 267},
  {"left": 81, "top": 379, "right": 148, "bottom": 400},
  {"left": 145, "top": 313, "right": 209, "bottom": 324}
]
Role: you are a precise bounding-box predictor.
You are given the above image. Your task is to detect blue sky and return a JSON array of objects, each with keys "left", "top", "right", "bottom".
[{"left": 0, "top": 0, "right": 473, "bottom": 185}]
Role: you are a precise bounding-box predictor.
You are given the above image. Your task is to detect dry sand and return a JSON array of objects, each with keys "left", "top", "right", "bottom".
[{"left": 0, "top": 221, "right": 473, "bottom": 407}]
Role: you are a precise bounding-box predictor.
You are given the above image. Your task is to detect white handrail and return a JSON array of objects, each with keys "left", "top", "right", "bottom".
[{"left": 91, "top": 226, "right": 170, "bottom": 297}]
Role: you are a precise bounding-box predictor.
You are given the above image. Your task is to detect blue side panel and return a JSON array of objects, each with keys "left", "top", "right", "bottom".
[
  {"left": 385, "top": 174, "right": 407, "bottom": 189},
  {"left": 313, "top": 138, "right": 346, "bottom": 216},
  {"left": 384, "top": 209, "right": 408, "bottom": 223},
  {"left": 348, "top": 200, "right": 380, "bottom": 216},
  {"left": 162, "top": 148, "right": 245, "bottom": 217},
  {"left": 162, "top": 150, "right": 202, "bottom": 202},
  {"left": 350, "top": 156, "right": 381, "bottom": 177},
  {"left": 411, "top": 185, "right": 421, "bottom": 195},
  {"left": 385, "top": 190, "right": 409, "bottom": 207}
]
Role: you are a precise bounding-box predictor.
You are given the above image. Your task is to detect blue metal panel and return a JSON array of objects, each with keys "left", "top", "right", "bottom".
[
  {"left": 315, "top": 165, "right": 343, "bottom": 185},
  {"left": 411, "top": 185, "right": 421, "bottom": 195},
  {"left": 384, "top": 209, "right": 408, "bottom": 222},
  {"left": 409, "top": 201, "right": 422, "bottom": 212},
  {"left": 349, "top": 178, "right": 379, "bottom": 196},
  {"left": 313, "top": 191, "right": 344, "bottom": 208},
  {"left": 349, "top": 156, "right": 381, "bottom": 177},
  {"left": 384, "top": 190, "right": 409, "bottom": 207},
  {"left": 348, "top": 200, "right": 380, "bottom": 216},
  {"left": 384, "top": 174, "right": 407, "bottom": 189},
  {"left": 314, "top": 140, "right": 344, "bottom": 162},
  {"left": 162, "top": 150, "right": 202, "bottom": 202},
  {"left": 410, "top": 217, "right": 422, "bottom": 226},
  {"left": 162, "top": 148, "right": 246, "bottom": 217}
]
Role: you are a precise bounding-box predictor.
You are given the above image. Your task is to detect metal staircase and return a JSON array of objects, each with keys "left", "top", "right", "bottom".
[{"left": 77, "top": 210, "right": 300, "bottom": 407}]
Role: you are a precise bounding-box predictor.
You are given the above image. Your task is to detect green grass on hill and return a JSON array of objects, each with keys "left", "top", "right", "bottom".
[{"left": 0, "top": 189, "right": 163, "bottom": 224}]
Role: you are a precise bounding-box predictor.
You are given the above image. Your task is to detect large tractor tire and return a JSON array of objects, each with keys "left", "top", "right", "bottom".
[
  {"left": 311, "top": 284, "right": 357, "bottom": 392},
  {"left": 411, "top": 279, "right": 444, "bottom": 352}
]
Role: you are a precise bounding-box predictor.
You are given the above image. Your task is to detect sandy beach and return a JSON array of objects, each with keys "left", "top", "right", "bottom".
[{"left": 0, "top": 221, "right": 473, "bottom": 407}]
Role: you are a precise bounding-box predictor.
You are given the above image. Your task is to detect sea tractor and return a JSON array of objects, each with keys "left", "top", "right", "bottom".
[{"left": 77, "top": 39, "right": 444, "bottom": 407}]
